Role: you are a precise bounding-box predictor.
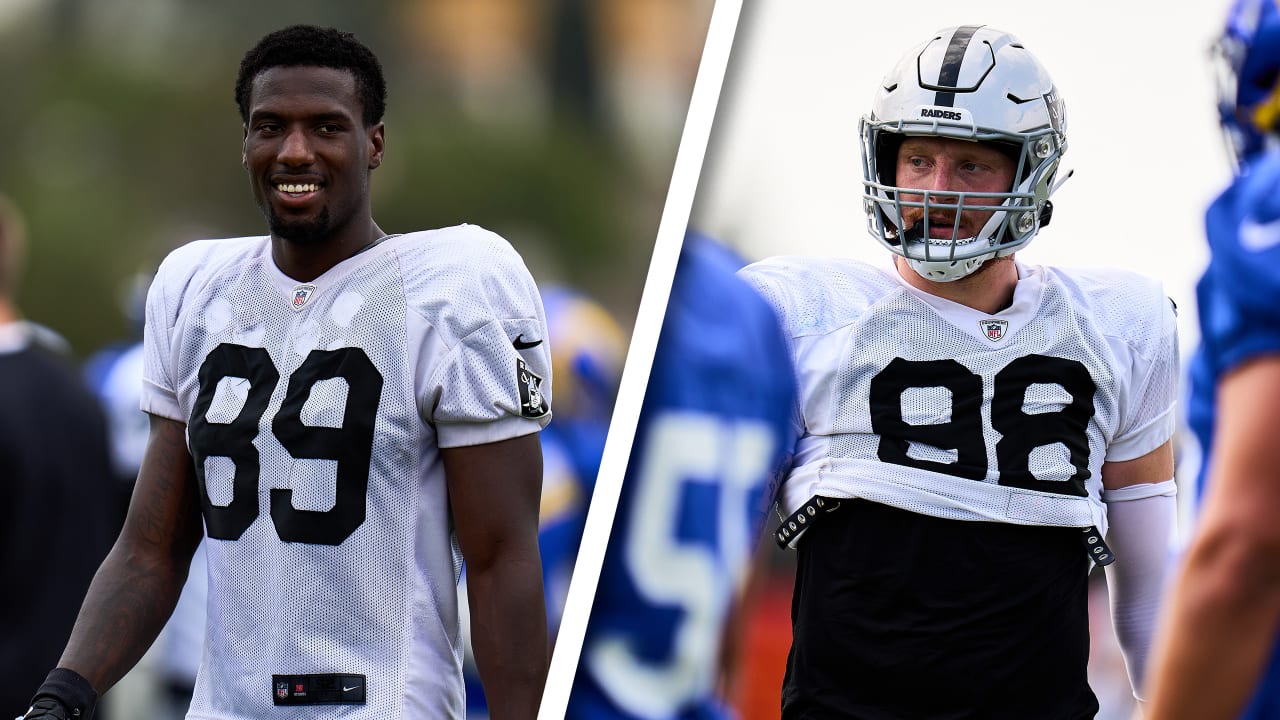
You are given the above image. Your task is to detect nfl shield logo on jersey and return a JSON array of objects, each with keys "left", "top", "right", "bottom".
[
  {"left": 276, "top": 681, "right": 290, "bottom": 700},
  {"left": 979, "top": 319, "right": 1009, "bottom": 342},
  {"left": 291, "top": 284, "right": 317, "bottom": 311}
]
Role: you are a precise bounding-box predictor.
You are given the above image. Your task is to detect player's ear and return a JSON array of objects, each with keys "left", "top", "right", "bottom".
[
  {"left": 368, "top": 122, "right": 384, "bottom": 171},
  {"left": 241, "top": 125, "right": 249, "bottom": 170}
]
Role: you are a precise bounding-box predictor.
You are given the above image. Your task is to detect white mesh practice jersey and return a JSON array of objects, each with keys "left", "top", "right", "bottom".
[
  {"left": 140, "top": 225, "right": 552, "bottom": 719},
  {"left": 740, "top": 257, "right": 1177, "bottom": 537}
]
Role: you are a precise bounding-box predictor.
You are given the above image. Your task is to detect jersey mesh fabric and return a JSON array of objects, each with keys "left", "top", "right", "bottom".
[
  {"left": 741, "top": 257, "right": 1177, "bottom": 534},
  {"left": 141, "top": 226, "right": 551, "bottom": 719}
]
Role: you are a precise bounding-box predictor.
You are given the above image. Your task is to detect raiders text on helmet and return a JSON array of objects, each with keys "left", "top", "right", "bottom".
[{"left": 861, "top": 25, "right": 1070, "bottom": 282}]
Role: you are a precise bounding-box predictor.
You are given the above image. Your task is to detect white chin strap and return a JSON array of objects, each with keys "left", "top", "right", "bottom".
[
  {"left": 901, "top": 233, "right": 998, "bottom": 282},
  {"left": 897, "top": 203, "right": 1011, "bottom": 283},
  {"left": 905, "top": 254, "right": 990, "bottom": 282}
]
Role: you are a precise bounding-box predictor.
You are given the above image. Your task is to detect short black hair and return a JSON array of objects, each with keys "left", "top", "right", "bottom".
[{"left": 235, "top": 25, "right": 387, "bottom": 127}]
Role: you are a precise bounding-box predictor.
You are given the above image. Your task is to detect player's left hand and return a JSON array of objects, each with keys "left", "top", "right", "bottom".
[
  {"left": 19, "top": 699, "right": 70, "bottom": 720},
  {"left": 23, "top": 668, "right": 96, "bottom": 720}
]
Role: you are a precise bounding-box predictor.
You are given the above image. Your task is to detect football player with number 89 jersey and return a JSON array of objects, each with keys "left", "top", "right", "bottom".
[
  {"left": 20, "top": 25, "right": 551, "bottom": 720},
  {"left": 568, "top": 233, "right": 797, "bottom": 720},
  {"left": 740, "top": 25, "right": 1179, "bottom": 719}
]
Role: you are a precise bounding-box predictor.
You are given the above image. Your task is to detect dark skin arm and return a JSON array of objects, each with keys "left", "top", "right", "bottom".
[
  {"left": 444, "top": 432, "right": 548, "bottom": 720},
  {"left": 56, "top": 413, "right": 204, "bottom": 692}
]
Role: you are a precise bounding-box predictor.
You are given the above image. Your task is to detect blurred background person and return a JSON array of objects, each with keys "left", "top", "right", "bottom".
[
  {"left": 1145, "top": 1, "right": 1280, "bottom": 717},
  {"left": 566, "top": 231, "right": 797, "bottom": 720},
  {"left": 463, "top": 285, "right": 627, "bottom": 718},
  {"left": 536, "top": 286, "right": 629, "bottom": 643},
  {"left": 0, "top": 192, "right": 118, "bottom": 716}
]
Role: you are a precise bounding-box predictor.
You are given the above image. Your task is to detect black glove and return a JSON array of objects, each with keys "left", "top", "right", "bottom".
[
  {"left": 22, "top": 669, "right": 96, "bottom": 720},
  {"left": 21, "top": 698, "right": 70, "bottom": 720}
]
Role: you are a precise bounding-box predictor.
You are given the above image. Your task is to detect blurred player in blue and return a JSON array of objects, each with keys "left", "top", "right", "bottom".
[
  {"left": 463, "top": 287, "right": 626, "bottom": 717},
  {"left": 567, "top": 231, "right": 797, "bottom": 720},
  {"left": 1145, "top": 1, "right": 1280, "bottom": 717},
  {"left": 537, "top": 286, "right": 629, "bottom": 629}
]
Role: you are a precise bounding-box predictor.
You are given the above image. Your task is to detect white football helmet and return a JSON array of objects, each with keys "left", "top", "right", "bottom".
[{"left": 861, "top": 25, "right": 1069, "bottom": 282}]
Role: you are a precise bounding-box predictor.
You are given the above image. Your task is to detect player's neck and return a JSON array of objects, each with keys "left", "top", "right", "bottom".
[
  {"left": 0, "top": 298, "right": 18, "bottom": 326},
  {"left": 894, "top": 256, "right": 1018, "bottom": 314},
  {"left": 270, "top": 219, "right": 387, "bottom": 283}
]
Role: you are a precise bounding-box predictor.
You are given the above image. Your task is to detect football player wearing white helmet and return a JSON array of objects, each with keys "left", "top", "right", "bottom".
[
  {"left": 740, "top": 25, "right": 1179, "bottom": 718},
  {"left": 860, "top": 24, "right": 1068, "bottom": 284},
  {"left": 1146, "top": 1, "right": 1280, "bottom": 718}
]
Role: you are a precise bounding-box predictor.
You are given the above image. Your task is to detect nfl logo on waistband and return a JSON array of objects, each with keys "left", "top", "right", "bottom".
[
  {"left": 979, "top": 319, "right": 1008, "bottom": 342},
  {"left": 276, "top": 681, "right": 289, "bottom": 699}
]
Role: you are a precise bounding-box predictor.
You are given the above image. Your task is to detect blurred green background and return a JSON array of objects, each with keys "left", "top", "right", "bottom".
[{"left": 0, "top": 0, "right": 711, "bottom": 357}]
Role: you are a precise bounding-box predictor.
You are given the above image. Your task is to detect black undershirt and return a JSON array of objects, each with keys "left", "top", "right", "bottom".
[{"left": 783, "top": 499, "right": 1098, "bottom": 720}]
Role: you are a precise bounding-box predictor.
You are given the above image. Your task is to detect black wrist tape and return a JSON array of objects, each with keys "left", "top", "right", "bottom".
[{"left": 32, "top": 668, "right": 97, "bottom": 719}]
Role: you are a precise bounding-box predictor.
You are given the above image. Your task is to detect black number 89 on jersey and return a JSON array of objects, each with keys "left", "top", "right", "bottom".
[{"left": 188, "top": 342, "right": 384, "bottom": 546}]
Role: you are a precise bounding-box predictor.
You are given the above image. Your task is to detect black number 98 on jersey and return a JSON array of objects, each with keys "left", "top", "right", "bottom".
[
  {"left": 188, "top": 342, "right": 384, "bottom": 546},
  {"left": 869, "top": 354, "right": 1097, "bottom": 496}
]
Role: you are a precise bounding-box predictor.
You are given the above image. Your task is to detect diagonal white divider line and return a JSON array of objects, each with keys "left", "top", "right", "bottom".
[{"left": 536, "top": 1, "right": 745, "bottom": 717}]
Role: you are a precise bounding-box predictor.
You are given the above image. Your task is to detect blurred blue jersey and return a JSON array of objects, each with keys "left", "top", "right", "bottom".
[
  {"left": 1188, "top": 150, "right": 1280, "bottom": 719},
  {"left": 567, "top": 234, "right": 797, "bottom": 720},
  {"left": 537, "top": 286, "right": 628, "bottom": 627},
  {"left": 466, "top": 288, "right": 623, "bottom": 716}
]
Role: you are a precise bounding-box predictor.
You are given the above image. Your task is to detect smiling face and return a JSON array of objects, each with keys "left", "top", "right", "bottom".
[
  {"left": 894, "top": 136, "right": 1017, "bottom": 240},
  {"left": 242, "top": 65, "right": 384, "bottom": 246}
]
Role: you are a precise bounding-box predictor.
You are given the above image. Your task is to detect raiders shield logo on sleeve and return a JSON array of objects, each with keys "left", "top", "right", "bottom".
[{"left": 516, "top": 358, "right": 550, "bottom": 418}]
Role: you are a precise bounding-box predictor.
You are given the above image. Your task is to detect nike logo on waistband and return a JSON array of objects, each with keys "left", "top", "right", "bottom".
[{"left": 513, "top": 334, "right": 543, "bottom": 350}]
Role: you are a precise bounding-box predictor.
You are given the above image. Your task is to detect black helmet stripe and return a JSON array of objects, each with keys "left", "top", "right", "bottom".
[{"left": 934, "top": 25, "right": 982, "bottom": 107}]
